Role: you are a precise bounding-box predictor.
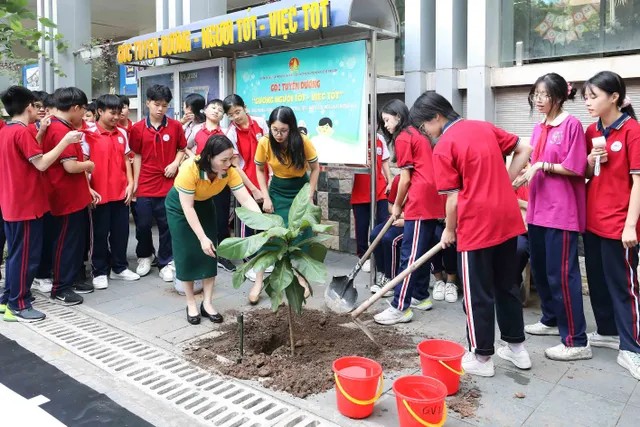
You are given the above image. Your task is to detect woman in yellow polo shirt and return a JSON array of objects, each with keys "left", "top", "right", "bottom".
[
  {"left": 250, "top": 106, "right": 320, "bottom": 303},
  {"left": 166, "top": 134, "right": 261, "bottom": 325}
]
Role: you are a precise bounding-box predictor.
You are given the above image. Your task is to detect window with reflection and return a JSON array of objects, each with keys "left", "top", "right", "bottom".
[
  {"left": 376, "top": 0, "right": 405, "bottom": 76},
  {"left": 501, "top": 0, "right": 640, "bottom": 66}
]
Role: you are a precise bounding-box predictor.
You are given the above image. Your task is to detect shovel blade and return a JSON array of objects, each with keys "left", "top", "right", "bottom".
[{"left": 324, "top": 275, "right": 358, "bottom": 313}]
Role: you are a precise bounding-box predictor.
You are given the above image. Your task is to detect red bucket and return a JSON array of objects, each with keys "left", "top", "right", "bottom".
[
  {"left": 332, "top": 356, "right": 383, "bottom": 419},
  {"left": 393, "top": 376, "right": 447, "bottom": 427},
  {"left": 417, "top": 339, "right": 465, "bottom": 395}
]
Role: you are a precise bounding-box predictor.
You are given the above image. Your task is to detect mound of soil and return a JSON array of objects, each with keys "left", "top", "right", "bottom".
[
  {"left": 185, "top": 308, "right": 417, "bottom": 398},
  {"left": 447, "top": 375, "right": 481, "bottom": 418}
]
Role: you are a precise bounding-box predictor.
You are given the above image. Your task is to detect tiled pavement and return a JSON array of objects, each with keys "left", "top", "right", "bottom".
[{"left": 62, "top": 228, "right": 640, "bottom": 426}]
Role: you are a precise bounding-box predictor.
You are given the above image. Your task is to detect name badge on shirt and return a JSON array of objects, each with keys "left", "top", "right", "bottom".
[
  {"left": 256, "top": 133, "right": 263, "bottom": 140},
  {"left": 376, "top": 147, "right": 382, "bottom": 155},
  {"left": 611, "top": 141, "right": 623, "bottom": 152},
  {"left": 118, "top": 136, "right": 124, "bottom": 144},
  {"left": 550, "top": 131, "right": 563, "bottom": 145},
  {"left": 163, "top": 134, "right": 170, "bottom": 142}
]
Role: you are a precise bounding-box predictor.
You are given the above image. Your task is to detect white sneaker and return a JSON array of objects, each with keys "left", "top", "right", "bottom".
[
  {"left": 159, "top": 263, "right": 175, "bottom": 282},
  {"left": 362, "top": 260, "right": 371, "bottom": 273},
  {"left": 245, "top": 268, "right": 257, "bottom": 282},
  {"left": 545, "top": 343, "right": 592, "bottom": 361},
  {"left": 525, "top": 322, "right": 560, "bottom": 336},
  {"left": 445, "top": 282, "right": 458, "bottom": 303},
  {"left": 375, "top": 272, "right": 385, "bottom": 286},
  {"left": 92, "top": 275, "right": 109, "bottom": 290},
  {"left": 617, "top": 350, "right": 640, "bottom": 380},
  {"left": 32, "top": 278, "right": 53, "bottom": 293},
  {"left": 462, "top": 352, "right": 495, "bottom": 377},
  {"left": 136, "top": 256, "right": 153, "bottom": 276},
  {"left": 497, "top": 345, "right": 532, "bottom": 369},
  {"left": 370, "top": 280, "right": 394, "bottom": 297},
  {"left": 373, "top": 306, "right": 413, "bottom": 325},
  {"left": 110, "top": 269, "right": 140, "bottom": 281},
  {"left": 410, "top": 297, "right": 433, "bottom": 311},
  {"left": 432, "top": 280, "right": 446, "bottom": 301},
  {"left": 588, "top": 332, "right": 620, "bottom": 350}
]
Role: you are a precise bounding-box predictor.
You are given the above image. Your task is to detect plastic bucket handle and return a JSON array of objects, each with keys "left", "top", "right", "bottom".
[
  {"left": 438, "top": 360, "right": 465, "bottom": 376},
  {"left": 402, "top": 400, "right": 448, "bottom": 427},
  {"left": 334, "top": 373, "right": 384, "bottom": 406}
]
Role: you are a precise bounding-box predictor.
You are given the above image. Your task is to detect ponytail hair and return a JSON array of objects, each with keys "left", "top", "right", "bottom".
[
  {"left": 581, "top": 71, "right": 636, "bottom": 120},
  {"left": 528, "top": 72, "right": 576, "bottom": 114}
]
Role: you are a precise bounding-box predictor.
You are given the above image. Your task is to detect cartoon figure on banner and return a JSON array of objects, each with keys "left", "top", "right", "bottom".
[{"left": 311, "top": 117, "right": 339, "bottom": 163}]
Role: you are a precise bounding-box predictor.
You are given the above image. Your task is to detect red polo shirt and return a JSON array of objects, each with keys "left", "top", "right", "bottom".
[
  {"left": 394, "top": 127, "right": 444, "bottom": 221},
  {"left": 0, "top": 122, "right": 50, "bottom": 221},
  {"left": 227, "top": 115, "right": 268, "bottom": 189},
  {"left": 433, "top": 119, "right": 525, "bottom": 251},
  {"left": 388, "top": 174, "right": 400, "bottom": 204},
  {"left": 351, "top": 136, "right": 390, "bottom": 204},
  {"left": 194, "top": 125, "right": 224, "bottom": 155},
  {"left": 0, "top": 120, "right": 5, "bottom": 132},
  {"left": 585, "top": 114, "right": 640, "bottom": 240},
  {"left": 129, "top": 116, "right": 187, "bottom": 198},
  {"left": 82, "top": 124, "right": 131, "bottom": 204},
  {"left": 42, "top": 117, "right": 92, "bottom": 216}
]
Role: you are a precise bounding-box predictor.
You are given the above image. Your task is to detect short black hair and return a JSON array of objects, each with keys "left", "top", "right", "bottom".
[
  {"left": 146, "top": 84, "right": 172, "bottom": 103},
  {"left": 118, "top": 94, "right": 130, "bottom": 107},
  {"left": 54, "top": 87, "right": 88, "bottom": 112},
  {"left": 318, "top": 117, "right": 333, "bottom": 127},
  {"left": 43, "top": 94, "right": 55, "bottom": 108},
  {"left": 32, "top": 90, "right": 49, "bottom": 103},
  {"left": 86, "top": 102, "right": 97, "bottom": 114},
  {"left": 95, "top": 94, "right": 123, "bottom": 113},
  {"left": 409, "top": 92, "right": 460, "bottom": 128},
  {"left": 222, "top": 94, "right": 245, "bottom": 114},
  {"left": 0, "top": 86, "right": 36, "bottom": 117},
  {"left": 196, "top": 134, "right": 235, "bottom": 174},
  {"left": 184, "top": 93, "right": 206, "bottom": 123},
  {"left": 206, "top": 98, "right": 224, "bottom": 108}
]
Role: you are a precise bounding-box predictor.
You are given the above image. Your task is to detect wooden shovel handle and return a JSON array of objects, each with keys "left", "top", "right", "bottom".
[
  {"left": 352, "top": 243, "right": 442, "bottom": 318},
  {"left": 356, "top": 216, "right": 395, "bottom": 268}
]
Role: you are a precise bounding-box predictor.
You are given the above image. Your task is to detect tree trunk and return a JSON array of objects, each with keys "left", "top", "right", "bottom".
[{"left": 288, "top": 304, "right": 295, "bottom": 357}]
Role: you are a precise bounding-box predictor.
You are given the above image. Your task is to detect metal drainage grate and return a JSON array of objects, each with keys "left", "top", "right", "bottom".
[{"left": 27, "top": 300, "right": 339, "bottom": 427}]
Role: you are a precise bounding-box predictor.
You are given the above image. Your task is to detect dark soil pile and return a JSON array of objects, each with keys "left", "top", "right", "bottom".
[{"left": 185, "top": 308, "right": 417, "bottom": 398}]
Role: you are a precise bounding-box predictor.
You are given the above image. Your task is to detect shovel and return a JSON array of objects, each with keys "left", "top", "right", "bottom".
[
  {"left": 325, "top": 216, "right": 395, "bottom": 314},
  {"left": 351, "top": 243, "right": 443, "bottom": 343}
]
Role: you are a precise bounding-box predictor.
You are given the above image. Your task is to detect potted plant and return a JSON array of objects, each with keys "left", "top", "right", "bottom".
[{"left": 217, "top": 183, "right": 332, "bottom": 356}]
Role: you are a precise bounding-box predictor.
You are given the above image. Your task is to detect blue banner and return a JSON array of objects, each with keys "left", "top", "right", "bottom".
[
  {"left": 119, "top": 65, "right": 138, "bottom": 96},
  {"left": 236, "top": 40, "right": 367, "bottom": 164}
]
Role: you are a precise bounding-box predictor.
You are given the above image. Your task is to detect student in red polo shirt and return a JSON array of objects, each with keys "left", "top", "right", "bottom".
[
  {"left": 351, "top": 132, "right": 392, "bottom": 272},
  {"left": 83, "top": 94, "right": 139, "bottom": 290},
  {"left": 583, "top": 71, "right": 640, "bottom": 380},
  {"left": 117, "top": 95, "right": 134, "bottom": 135},
  {"left": 223, "top": 94, "right": 272, "bottom": 281},
  {"left": 0, "top": 86, "right": 83, "bottom": 322},
  {"left": 0, "top": 119, "right": 5, "bottom": 288},
  {"left": 43, "top": 87, "right": 98, "bottom": 305},
  {"left": 373, "top": 100, "right": 444, "bottom": 326},
  {"left": 188, "top": 98, "right": 236, "bottom": 274},
  {"left": 411, "top": 92, "right": 533, "bottom": 377},
  {"left": 130, "top": 84, "right": 187, "bottom": 282}
]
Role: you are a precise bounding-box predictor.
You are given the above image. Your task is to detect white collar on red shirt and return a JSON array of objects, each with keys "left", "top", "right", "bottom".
[{"left": 541, "top": 111, "right": 569, "bottom": 127}]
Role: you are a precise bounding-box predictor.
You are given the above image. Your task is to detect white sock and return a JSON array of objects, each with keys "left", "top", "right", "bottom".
[
  {"left": 477, "top": 355, "right": 491, "bottom": 363},
  {"left": 509, "top": 343, "right": 525, "bottom": 354}
]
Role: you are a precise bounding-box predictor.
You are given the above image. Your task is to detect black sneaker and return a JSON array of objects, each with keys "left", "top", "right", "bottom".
[
  {"left": 51, "top": 289, "right": 84, "bottom": 306},
  {"left": 217, "top": 257, "right": 236, "bottom": 272},
  {"left": 73, "top": 282, "right": 95, "bottom": 294}
]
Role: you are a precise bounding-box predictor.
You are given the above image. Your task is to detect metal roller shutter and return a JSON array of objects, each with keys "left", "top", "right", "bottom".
[
  {"left": 495, "top": 79, "right": 640, "bottom": 137},
  {"left": 461, "top": 90, "right": 467, "bottom": 118}
]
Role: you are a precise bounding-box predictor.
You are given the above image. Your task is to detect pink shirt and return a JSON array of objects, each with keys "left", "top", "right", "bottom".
[{"left": 526, "top": 112, "right": 587, "bottom": 232}]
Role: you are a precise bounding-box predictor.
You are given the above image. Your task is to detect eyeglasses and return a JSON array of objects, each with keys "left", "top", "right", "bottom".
[
  {"left": 271, "top": 127, "right": 289, "bottom": 136},
  {"left": 34, "top": 103, "right": 44, "bottom": 110},
  {"left": 227, "top": 110, "right": 245, "bottom": 119},
  {"left": 529, "top": 93, "right": 551, "bottom": 102}
]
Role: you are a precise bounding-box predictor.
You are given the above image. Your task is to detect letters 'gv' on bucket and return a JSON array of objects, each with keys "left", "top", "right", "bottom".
[
  {"left": 393, "top": 375, "right": 448, "bottom": 427},
  {"left": 417, "top": 339, "right": 465, "bottom": 395},
  {"left": 332, "top": 356, "right": 383, "bottom": 419}
]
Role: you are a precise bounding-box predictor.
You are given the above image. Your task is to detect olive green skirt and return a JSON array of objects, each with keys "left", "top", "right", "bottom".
[
  {"left": 270, "top": 175, "right": 311, "bottom": 242},
  {"left": 165, "top": 187, "right": 218, "bottom": 281}
]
